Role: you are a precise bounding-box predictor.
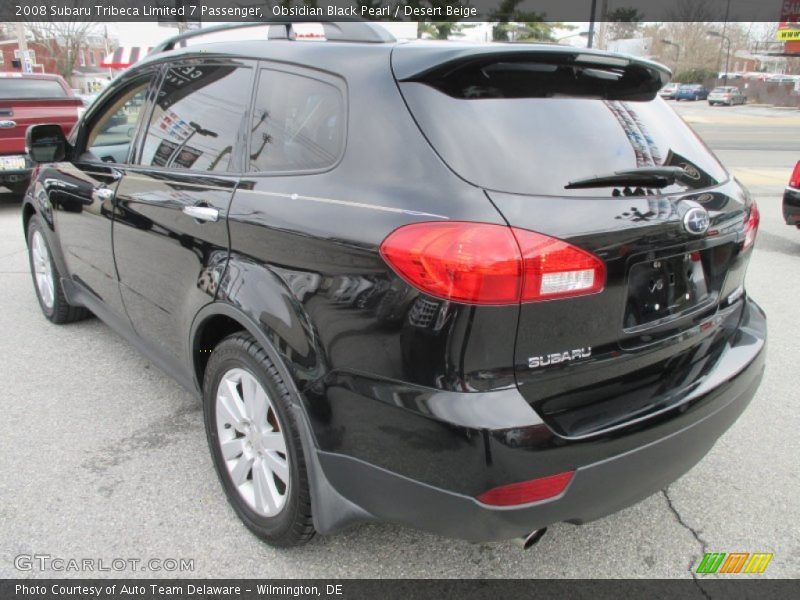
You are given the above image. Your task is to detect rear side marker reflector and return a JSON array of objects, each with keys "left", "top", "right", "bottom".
[
  {"left": 477, "top": 471, "right": 575, "bottom": 506},
  {"left": 380, "top": 222, "right": 605, "bottom": 305},
  {"left": 789, "top": 160, "right": 800, "bottom": 189},
  {"left": 742, "top": 202, "right": 760, "bottom": 250}
]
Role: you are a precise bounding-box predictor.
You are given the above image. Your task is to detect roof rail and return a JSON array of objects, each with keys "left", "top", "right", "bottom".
[{"left": 151, "top": 19, "right": 395, "bottom": 54}]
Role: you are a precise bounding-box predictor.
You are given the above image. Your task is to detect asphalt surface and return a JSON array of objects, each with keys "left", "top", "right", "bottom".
[{"left": 0, "top": 101, "right": 798, "bottom": 580}]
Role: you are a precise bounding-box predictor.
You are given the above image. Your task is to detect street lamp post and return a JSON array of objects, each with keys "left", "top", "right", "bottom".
[
  {"left": 661, "top": 39, "right": 681, "bottom": 70},
  {"left": 707, "top": 31, "right": 732, "bottom": 86}
]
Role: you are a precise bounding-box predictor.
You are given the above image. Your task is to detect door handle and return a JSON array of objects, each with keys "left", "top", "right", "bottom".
[
  {"left": 182, "top": 205, "right": 219, "bottom": 223},
  {"left": 93, "top": 187, "right": 115, "bottom": 201}
]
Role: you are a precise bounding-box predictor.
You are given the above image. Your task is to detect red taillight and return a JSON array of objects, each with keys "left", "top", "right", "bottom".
[
  {"left": 743, "top": 202, "right": 760, "bottom": 250},
  {"left": 379, "top": 222, "right": 605, "bottom": 305},
  {"left": 379, "top": 222, "right": 522, "bottom": 304},
  {"left": 789, "top": 161, "right": 800, "bottom": 189},
  {"left": 477, "top": 471, "right": 575, "bottom": 506}
]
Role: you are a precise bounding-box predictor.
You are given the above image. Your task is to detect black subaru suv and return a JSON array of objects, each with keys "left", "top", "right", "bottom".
[{"left": 22, "top": 22, "right": 765, "bottom": 548}]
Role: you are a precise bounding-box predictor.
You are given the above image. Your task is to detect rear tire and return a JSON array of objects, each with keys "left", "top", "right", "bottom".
[
  {"left": 26, "top": 216, "right": 90, "bottom": 324},
  {"left": 203, "top": 332, "right": 315, "bottom": 547}
]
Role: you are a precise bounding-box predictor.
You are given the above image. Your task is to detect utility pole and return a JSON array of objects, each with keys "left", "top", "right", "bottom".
[
  {"left": 597, "top": 0, "right": 609, "bottom": 50},
  {"left": 587, "top": 0, "right": 598, "bottom": 48},
  {"left": 717, "top": 0, "right": 731, "bottom": 77},
  {"left": 15, "top": 22, "right": 32, "bottom": 73},
  {"left": 104, "top": 25, "right": 112, "bottom": 80}
]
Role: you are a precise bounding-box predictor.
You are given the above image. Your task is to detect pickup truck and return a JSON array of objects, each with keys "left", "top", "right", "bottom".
[{"left": 0, "top": 72, "right": 82, "bottom": 196}]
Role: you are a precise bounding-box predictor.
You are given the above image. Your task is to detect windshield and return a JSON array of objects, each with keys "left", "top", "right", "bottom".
[{"left": 400, "top": 81, "right": 727, "bottom": 197}]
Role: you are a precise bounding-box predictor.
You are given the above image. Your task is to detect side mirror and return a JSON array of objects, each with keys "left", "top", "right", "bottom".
[{"left": 26, "top": 124, "right": 69, "bottom": 163}]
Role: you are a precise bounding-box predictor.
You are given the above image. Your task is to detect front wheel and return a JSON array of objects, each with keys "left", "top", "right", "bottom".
[
  {"left": 26, "top": 216, "right": 90, "bottom": 324},
  {"left": 203, "top": 332, "right": 315, "bottom": 547}
]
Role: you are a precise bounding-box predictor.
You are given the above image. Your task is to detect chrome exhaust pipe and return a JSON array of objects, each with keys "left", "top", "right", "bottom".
[{"left": 515, "top": 527, "right": 547, "bottom": 550}]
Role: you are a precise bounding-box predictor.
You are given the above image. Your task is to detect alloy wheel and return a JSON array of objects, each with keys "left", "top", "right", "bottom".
[
  {"left": 31, "top": 230, "right": 55, "bottom": 310},
  {"left": 215, "top": 368, "right": 290, "bottom": 517}
]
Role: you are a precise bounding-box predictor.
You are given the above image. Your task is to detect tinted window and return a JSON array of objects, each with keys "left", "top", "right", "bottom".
[
  {"left": 86, "top": 83, "right": 148, "bottom": 162},
  {"left": 400, "top": 81, "right": 727, "bottom": 197},
  {"left": 139, "top": 64, "right": 251, "bottom": 172},
  {"left": 0, "top": 78, "right": 66, "bottom": 99},
  {"left": 249, "top": 69, "right": 344, "bottom": 173}
]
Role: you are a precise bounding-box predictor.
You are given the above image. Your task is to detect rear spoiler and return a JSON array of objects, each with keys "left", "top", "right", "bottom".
[{"left": 392, "top": 43, "right": 671, "bottom": 102}]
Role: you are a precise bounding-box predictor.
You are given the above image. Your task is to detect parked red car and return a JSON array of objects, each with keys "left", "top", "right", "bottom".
[{"left": 0, "top": 72, "right": 82, "bottom": 196}]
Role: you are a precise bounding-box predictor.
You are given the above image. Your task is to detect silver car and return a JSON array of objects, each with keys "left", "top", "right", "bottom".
[
  {"left": 708, "top": 86, "right": 746, "bottom": 106},
  {"left": 658, "top": 82, "right": 679, "bottom": 99}
]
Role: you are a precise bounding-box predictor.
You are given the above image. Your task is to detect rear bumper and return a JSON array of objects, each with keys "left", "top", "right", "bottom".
[
  {"left": 0, "top": 166, "right": 31, "bottom": 187},
  {"left": 311, "top": 298, "right": 766, "bottom": 542},
  {"left": 784, "top": 186, "right": 800, "bottom": 226}
]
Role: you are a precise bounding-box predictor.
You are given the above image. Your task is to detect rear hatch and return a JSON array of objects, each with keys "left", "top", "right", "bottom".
[
  {"left": 0, "top": 77, "right": 81, "bottom": 155},
  {"left": 393, "top": 43, "right": 756, "bottom": 438}
]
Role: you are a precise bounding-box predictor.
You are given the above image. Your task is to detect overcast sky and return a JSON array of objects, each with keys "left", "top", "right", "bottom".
[
  {"left": 105, "top": 22, "right": 586, "bottom": 47},
  {"left": 104, "top": 20, "right": 777, "bottom": 50}
]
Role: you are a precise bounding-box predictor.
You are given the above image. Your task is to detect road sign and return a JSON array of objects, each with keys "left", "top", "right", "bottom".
[{"left": 777, "top": 28, "right": 800, "bottom": 41}]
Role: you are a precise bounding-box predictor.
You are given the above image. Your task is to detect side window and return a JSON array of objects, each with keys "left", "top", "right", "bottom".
[
  {"left": 249, "top": 69, "right": 344, "bottom": 173},
  {"left": 85, "top": 82, "right": 148, "bottom": 163},
  {"left": 139, "top": 64, "right": 251, "bottom": 172}
]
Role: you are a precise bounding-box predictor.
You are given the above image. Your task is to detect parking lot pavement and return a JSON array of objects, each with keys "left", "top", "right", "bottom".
[{"left": 1, "top": 101, "right": 799, "bottom": 580}]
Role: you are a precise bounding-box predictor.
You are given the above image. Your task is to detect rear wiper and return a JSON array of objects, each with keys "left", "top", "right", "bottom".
[{"left": 565, "top": 166, "right": 688, "bottom": 190}]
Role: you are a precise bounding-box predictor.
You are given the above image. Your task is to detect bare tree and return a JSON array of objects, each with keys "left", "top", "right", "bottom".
[
  {"left": 606, "top": 7, "right": 644, "bottom": 41},
  {"left": 25, "top": 20, "right": 100, "bottom": 85},
  {"left": 664, "top": 0, "right": 716, "bottom": 22}
]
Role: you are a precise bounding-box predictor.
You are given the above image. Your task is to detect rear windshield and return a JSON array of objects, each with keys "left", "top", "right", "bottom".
[
  {"left": 400, "top": 80, "right": 726, "bottom": 197},
  {"left": 0, "top": 79, "right": 67, "bottom": 99}
]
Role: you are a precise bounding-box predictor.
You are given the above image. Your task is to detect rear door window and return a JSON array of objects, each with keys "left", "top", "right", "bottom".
[
  {"left": 248, "top": 68, "right": 345, "bottom": 173},
  {"left": 138, "top": 63, "right": 252, "bottom": 172}
]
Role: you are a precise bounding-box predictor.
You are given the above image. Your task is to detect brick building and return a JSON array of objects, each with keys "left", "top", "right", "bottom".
[{"left": 0, "top": 29, "right": 116, "bottom": 92}]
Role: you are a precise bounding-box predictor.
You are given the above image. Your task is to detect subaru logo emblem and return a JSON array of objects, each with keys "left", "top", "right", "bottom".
[
  {"left": 0, "top": 120, "right": 16, "bottom": 129},
  {"left": 683, "top": 206, "right": 710, "bottom": 235}
]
